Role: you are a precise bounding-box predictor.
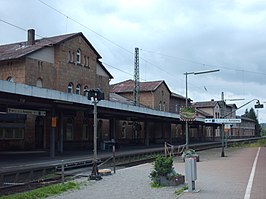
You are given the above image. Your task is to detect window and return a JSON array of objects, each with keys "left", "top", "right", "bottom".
[
  {"left": 163, "top": 102, "right": 166, "bottom": 111},
  {"left": 72, "top": 52, "right": 75, "bottom": 62},
  {"left": 84, "top": 85, "right": 88, "bottom": 96},
  {"left": 68, "top": 51, "right": 72, "bottom": 62},
  {"left": 175, "top": 104, "right": 179, "bottom": 112},
  {"left": 38, "top": 61, "right": 43, "bottom": 69},
  {"left": 159, "top": 101, "right": 162, "bottom": 111},
  {"left": 0, "top": 128, "right": 24, "bottom": 139},
  {"left": 77, "top": 49, "right": 81, "bottom": 64},
  {"left": 7, "top": 76, "right": 14, "bottom": 82},
  {"left": 86, "top": 56, "right": 89, "bottom": 67},
  {"left": 84, "top": 56, "right": 89, "bottom": 67},
  {"left": 36, "top": 78, "right": 43, "bottom": 88},
  {"left": 82, "top": 124, "right": 88, "bottom": 140},
  {"left": 68, "top": 82, "right": 74, "bottom": 93},
  {"left": 66, "top": 118, "right": 73, "bottom": 141},
  {"left": 76, "top": 84, "right": 81, "bottom": 95},
  {"left": 84, "top": 55, "right": 87, "bottom": 66}
]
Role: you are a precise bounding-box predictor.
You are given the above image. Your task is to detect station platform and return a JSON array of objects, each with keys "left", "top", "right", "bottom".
[{"left": 43, "top": 146, "right": 265, "bottom": 199}]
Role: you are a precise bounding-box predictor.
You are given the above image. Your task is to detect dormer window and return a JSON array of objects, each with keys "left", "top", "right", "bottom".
[{"left": 77, "top": 49, "right": 81, "bottom": 64}]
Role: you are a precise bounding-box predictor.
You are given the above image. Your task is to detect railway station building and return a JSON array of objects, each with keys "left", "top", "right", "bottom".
[{"left": 0, "top": 29, "right": 256, "bottom": 154}]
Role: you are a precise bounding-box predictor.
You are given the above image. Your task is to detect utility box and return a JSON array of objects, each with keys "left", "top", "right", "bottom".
[{"left": 185, "top": 157, "right": 198, "bottom": 192}]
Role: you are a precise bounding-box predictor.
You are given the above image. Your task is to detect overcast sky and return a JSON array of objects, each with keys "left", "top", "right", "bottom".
[{"left": 1, "top": 0, "right": 266, "bottom": 122}]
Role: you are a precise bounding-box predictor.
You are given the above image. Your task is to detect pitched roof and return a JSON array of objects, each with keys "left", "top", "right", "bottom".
[
  {"left": 97, "top": 60, "right": 113, "bottom": 79},
  {"left": 109, "top": 93, "right": 147, "bottom": 107},
  {"left": 171, "top": 92, "right": 186, "bottom": 100},
  {"left": 196, "top": 108, "right": 213, "bottom": 117},
  {"left": 0, "top": 32, "right": 101, "bottom": 62},
  {"left": 238, "top": 115, "right": 255, "bottom": 122},
  {"left": 227, "top": 103, "right": 237, "bottom": 109},
  {"left": 193, "top": 100, "right": 220, "bottom": 108},
  {"left": 110, "top": 79, "right": 170, "bottom": 93},
  {"left": 109, "top": 92, "right": 134, "bottom": 105}
]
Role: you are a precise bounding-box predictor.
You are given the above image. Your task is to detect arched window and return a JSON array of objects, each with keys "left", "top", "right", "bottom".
[
  {"left": 68, "top": 51, "right": 72, "bottom": 62},
  {"left": 159, "top": 101, "right": 162, "bottom": 111},
  {"left": 7, "top": 76, "right": 14, "bottom": 82},
  {"left": 76, "top": 49, "right": 81, "bottom": 64},
  {"left": 72, "top": 52, "right": 75, "bottom": 62},
  {"left": 76, "top": 84, "right": 81, "bottom": 95},
  {"left": 84, "top": 55, "right": 87, "bottom": 66},
  {"left": 36, "top": 78, "right": 43, "bottom": 88},
  {"left": 68, "top": 82, "right": 74, "bottom": 93},
  {"left": 83, "top": 85, "right": 89, "bottom": 96}
]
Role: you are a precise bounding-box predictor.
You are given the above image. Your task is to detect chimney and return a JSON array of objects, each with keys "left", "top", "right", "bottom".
[
  {"left": 221, "top": 92, "right": 224, "bottom": 101},
  {"left": 27, "top": 29, "right": 35, "bottom": 45}
]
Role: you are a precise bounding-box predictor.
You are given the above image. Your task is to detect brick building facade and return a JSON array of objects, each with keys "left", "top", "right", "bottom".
[
  {"left": 0, "top": 29, "right": 113, "bottom": 150},
  {"left": 110, "top": 79, "right": 171, "bottom": 111}
]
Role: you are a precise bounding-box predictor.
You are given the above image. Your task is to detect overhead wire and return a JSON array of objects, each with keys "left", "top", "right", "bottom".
[{"left": 0, "top": 18, "right": 137, "bottom": 82}]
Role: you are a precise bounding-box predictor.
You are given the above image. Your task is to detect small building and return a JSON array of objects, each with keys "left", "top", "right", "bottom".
[
  {"left": 110, "top": 79, "right": 171, "bottom": 111},
  {"left": 230, "top": 116, "right": 256, "bottom": 138}
]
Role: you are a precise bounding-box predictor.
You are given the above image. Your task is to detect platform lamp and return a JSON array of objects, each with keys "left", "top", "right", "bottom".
[
  {"left": 184, "top": 69, "right": 220, "bottom": 149},
  {"left": 85, "top": 88, "right": 104, "bottom": 180}
]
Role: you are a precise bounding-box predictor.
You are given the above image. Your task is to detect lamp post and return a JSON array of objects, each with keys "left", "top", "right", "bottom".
[
  {"left": 184, "top": 69, "right": 220, "bottom": 149},
  {"left": 85, "top": 88, "right": 104, "bottom": 180},
  {"left": 220, "top": 99, "right": 263, "bottom": 157}
]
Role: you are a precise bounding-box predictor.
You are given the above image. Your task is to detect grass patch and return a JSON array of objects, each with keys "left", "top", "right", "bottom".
[
  {"left": 150, "top": 181, "right": 164, "bottom": 188},
  {"left": 230, "top": 139, "right": 266, "bottom": 148},
  {"left": 175, "top": 185, "right": 188, "bottom": 196},
  {"left": 0, "top": 181, "right": 81, "bottom": 199}
]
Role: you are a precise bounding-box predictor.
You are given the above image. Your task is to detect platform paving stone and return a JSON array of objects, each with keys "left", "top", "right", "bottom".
[{"left": 48, "top": 147, "right": 260, "bottom": 199}]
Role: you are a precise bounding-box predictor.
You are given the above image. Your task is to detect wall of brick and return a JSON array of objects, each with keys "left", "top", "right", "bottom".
[
  {"left": 55, "top": 37, "right": 98, "bottom": 94},
  {"left": 0, "top": 60, "right": 26, "bottom": 83},
  {"left": 96, "top": 75, "right": 110, "bottom": 100},
  {"left": 169, "top": 97, "right": 186, "bottom": 114},
  {"left": 152, "top": 83, "right": 170, "bottom": 111},
  {"left": 25, "top": 57, "right": 56, "bottom": 89},
  {"left": 140, "top": 92, "right": 154, "bottom": 109}
]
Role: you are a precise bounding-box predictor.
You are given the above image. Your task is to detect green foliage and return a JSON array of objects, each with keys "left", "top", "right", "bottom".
[
  {"left": 230, "top": 139, "right": 266, "bottom": 148},
  {"left": 149, "top": 155, "right": 183, "bottom": 186},
  {"left": 243, "top": 108, "right": 261, "bottom": 136},
  {"left": 150, "top": 155, "right": 174, "bottom": 179},
  {"left": 0, "top": 181, "right": 80, "bottom": 199},
  {"left": 150, "top": 181, "right": 163, "bottom": 188},
  {"left": 175, "top": 185, "right": 188, "bottom": 196}
]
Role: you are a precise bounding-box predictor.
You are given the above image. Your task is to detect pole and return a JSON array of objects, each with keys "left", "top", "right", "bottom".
[
  {"left": 221, "top": 124, "right": 225, "bottom": 157},
  {"left": 184, "top": 69, "right": 219, "bottom": 150},
  {"left": 112, "top": 144, "right": 116, "bottom": 174},
  {"left": 89, "top": 99, "right": 102, "bottom": 180},
  {"left": 185, "top": 73, "right": 189, "bottom": 149},
  {"left": 93, "top": 100, "right": 97, "bottom": 162},
  {"left": 61, "top": 160, "right": 65, "bottom": 184}
]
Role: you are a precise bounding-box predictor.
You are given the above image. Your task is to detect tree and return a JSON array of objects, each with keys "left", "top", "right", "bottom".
[{"left": 243, "top": 108, "right": 261, "bottom": 136}]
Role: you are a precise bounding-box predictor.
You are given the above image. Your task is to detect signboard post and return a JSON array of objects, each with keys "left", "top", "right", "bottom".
[
  {"left": 205, "top": 118, "right": 241, "bottom": 157},
  {"left": 204, "top": 118, "right": 241, "bottom": 124}
]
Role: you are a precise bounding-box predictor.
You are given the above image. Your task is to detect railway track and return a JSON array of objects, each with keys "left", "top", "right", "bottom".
[{"left": 0, "top": 138, "right": 261, "bottom": 196}]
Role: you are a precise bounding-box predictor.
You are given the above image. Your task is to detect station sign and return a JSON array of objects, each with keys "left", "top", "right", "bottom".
[
  {"left": 7, "top": 108, "right": 46, "bottom": 116},
  {"left": 205, "top": 118, "right": 241, "bottom": 124}
]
